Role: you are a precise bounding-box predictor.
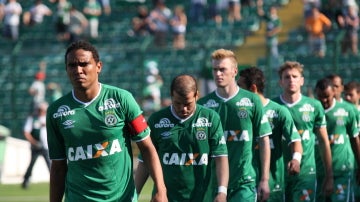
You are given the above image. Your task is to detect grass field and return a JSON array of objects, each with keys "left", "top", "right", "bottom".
[{"left": 0, "top": 179, "right": 154, "bottom": 202}]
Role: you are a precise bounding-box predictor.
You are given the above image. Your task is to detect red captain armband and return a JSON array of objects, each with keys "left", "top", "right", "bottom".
[{"left": 128, "top": 114, "right": 148, "bottom": 135}]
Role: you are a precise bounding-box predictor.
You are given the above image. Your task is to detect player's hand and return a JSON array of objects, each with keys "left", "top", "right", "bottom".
[
  {"left": 322, "top": 175, "right": 334, "bottom": 197},
  {"left": 213, "top": 192, "right": 226, "bottom": 202},
  {"left": 151, "top": 191, "right": 168, "bottom": 202},
  {"left": 287, "top": 159, "right": 300, "bottom": 175},
  {"left": 257, "top": 179, "right": 270, "bottom": 202}
]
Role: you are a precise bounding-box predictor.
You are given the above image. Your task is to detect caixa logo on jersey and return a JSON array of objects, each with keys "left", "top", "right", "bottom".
[
  {"left": 98, "top": 98, "right": 120, "bottom": 111},
  {"left": 53, "top": 105, "right": 75, "bottom": 118}
]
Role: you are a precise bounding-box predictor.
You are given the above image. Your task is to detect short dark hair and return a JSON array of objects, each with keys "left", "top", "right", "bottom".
[
  {"left": 315, "top": 78, "right": 333, "bottom": 91},
  {"left": 238, "top": 67, "right": 265, "bottom": 94},
  {"left": 65, "top": 40, "right": 100, "bottom": 64},
  {"left": 326, "top": 74, "right": 343, "bottom": 85},
  {"left": 344, "top": 81, "right": 360, "bottom": 93}
]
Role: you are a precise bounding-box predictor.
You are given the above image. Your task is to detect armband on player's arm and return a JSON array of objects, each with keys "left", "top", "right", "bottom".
[{"left": 128, "top": 114, "right": 148, "bottom": 136}]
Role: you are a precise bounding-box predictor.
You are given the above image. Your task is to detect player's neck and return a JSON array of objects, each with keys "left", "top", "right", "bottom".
[
  {"left": 216, "top": 81, "right": 238, "bottom": 99},
  {"left": 281, "top": 92, "right": 301, "bottom": 104},
  {"left": 73, "top": 82, "right": 101, "bottom": 102}
]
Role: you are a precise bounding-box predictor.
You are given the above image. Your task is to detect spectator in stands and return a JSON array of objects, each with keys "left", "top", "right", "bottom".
[
  {"left": 67, "top": 6, "right": 88, "bottom": 43},
  {"left": 302, "top": 0, "right": 321, "bottom": 18},
  {"left": 128, "top": 5, "right": 151, "bottom": 37},
  {"left": 51, "top": 0, "right": 72, "bottom": 41},
  {"left": 29, "top": 70, "right": 46, "bottom": 114},
  {"left": 206, "top": 0, "right": 222, "bottom": 26},
  {"left": 2, "top": 0, "right": 22, "bottom": 41},
  {"left": 338, "top": 5, "right": 359, "bottom": 55},
  {"left": 23, "top": 0, "right": 52, "bottom": 27},
  {"left": 148, "top": 0, "right": 172, "bottom": 47},
  {"left": 97, "top": 0, "right": 111, "bottom": 16},
  {"left": 83, "top": 0, "right": 101, "bottom": 39},
  {"left": 189, "top": 0, "right": 206, "bottom": 23},
  {"left": 47, "top": 82, "right": 62, "bottom": 103},
  {"left": 22, "top": 101, "right": 51, "bottom": 189},
  {"left": 257, "top": 2, "right": 282, "bottom": 59},
  {"left": 142, "top": 60, "right": 163, "bottom": 117},
  {"left": 170, "top": 5, "right": 187, "bottom": 49},
  {"left": 227, "top": 0, "right": 242, "bottom": 22},
  {"left": 305, "top": 6, "right": 332, "bottom": 57},
  {"left": 0, "top": 1, "right": 5, "bottom": 22}
]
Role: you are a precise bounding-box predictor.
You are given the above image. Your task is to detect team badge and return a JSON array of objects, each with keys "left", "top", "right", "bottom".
[
  {"left": 302, "top": 112, "right": 310, "bottom": 122},
  {"left": 238, "top": 109, "right": 248, "bottom": 119},
  {"left": 104, "top": 113, "right": 117, "bottom": 126},
  {"left": 196, "top": 131, "right": 207, "bottom": 140}
]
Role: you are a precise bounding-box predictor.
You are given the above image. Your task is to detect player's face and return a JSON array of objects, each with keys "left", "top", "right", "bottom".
[
  {"left": 171, "top": 91, "right": 197, "bottom": 119},
  {"left": 344, "top": 89, "right": 359, "bottom": 104},
  {"left": 316, "top": 86, "right": 334, "bottom": 109},
  {"left": 212, "top": 58, "right": 238, "bottom": 88},
  {"left": 66, "top": 49, "right": 102, "bottom": 91},
  {"left": 332, "top": 77, "right": 343, "bottom": 100},
  {"left": 279, "top": 68, "right": 304, "bottom": 94}
]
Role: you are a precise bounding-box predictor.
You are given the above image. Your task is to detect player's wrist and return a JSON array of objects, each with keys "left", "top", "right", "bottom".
[
  {"left": 292, "top": 152, "right": 302, "bottom": 164},
  {"left": 218, "top": 186, "right": 227, "bottom": 195}
]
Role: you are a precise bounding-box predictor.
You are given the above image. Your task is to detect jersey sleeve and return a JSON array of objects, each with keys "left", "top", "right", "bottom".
[
  {"left": 121, "top": 90, "right": 150, "bottom": 142},
  {"left": 279, "top": 105, "right": 301, "bottom": 145},
  {"left": 254, "top": 96, "right": 272, "bottom": 138},
  {"left": 208, "top": 110, "right": 227, "bottom": 157},
  {"left": 46, "top": 106, "right": 66, "bottom": 160},
  {"left": 346, "top": 105, "right": 359, "bottom": 138}
]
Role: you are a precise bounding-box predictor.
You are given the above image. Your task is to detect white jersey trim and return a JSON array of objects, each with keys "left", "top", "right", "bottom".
[
  {"left": 215, "top": 86, "right": 239, "bottom": 102},
  {"left": 72, "top": 83, "right": 102, "bottom": 106},
  {"left": 279, "top": 94, "right": 302, "bottom": 107}
]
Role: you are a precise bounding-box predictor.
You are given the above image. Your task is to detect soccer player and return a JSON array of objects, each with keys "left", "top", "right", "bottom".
[
  {"left": 272, "top": 61, "right": 333, "bottom": 201},
  {"left": 46, "top": 40, "right": 167, "bottom": 202},
  {"left": 237, "top": 67, "right": 303, "bottom": 202},
  {"left": 343, "top": 81, "right": 360, "bottom": 201},
  {"left": 135, "top": 74, "right": 229, "bottom": 202},
  {"left": 314, "top": 78, "right": 360, "bottom": 202},
  {"left": 326, "top": 74, "right": 345, "bottom": 102},
  {"left": 197, "top": 49, "right": 272, "bottom": 202}
]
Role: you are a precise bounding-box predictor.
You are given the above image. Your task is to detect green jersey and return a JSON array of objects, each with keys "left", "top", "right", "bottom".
[
  {"left": 47, "top": 84, "right": 149, "bottom": 201},
  {"left": 147, "top": 104, "right": 228, "bottom": 201},
  {"left": 316, "top": 100, "right": 358, "bottom": 176},
  {"left": 198, "top": 87, "right": 272, "bottom": 192},
  {"left": 273, "top": 94, "right": 326, "bottom": 177},
  {"left": 254, "top": 99, "right": 301, "bottom": 199}
]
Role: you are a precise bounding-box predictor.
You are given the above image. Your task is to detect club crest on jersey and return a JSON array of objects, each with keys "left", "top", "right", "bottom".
[
  {"left": 236, "top": 98, "right": 254, "bottom": 107},
  {"left": 104, "top": 111, "right": 118, "bottom": 126},
  {"left": 196, "top": 130, "right": 207, "bottom": 140},
  {"left": 203, "top": 99, "right": 219, "bottom": 108},
  {"left": 301, "top": 112, "right": 311, "bottom": 122},
  {"left": 98, "top": 98, "right": 121, "bottom": 111},
  {"left": 237, "top": 108, "right": 248, "bottom": 119},
  {"left": 53, "top": 105, "right": 75, "bottom": 118},
  {"left": 192, "top": 117, "right": 212, "bottom": 127},
  {"left": 155, "top": 118, "right": 174, "bottom": 128}
]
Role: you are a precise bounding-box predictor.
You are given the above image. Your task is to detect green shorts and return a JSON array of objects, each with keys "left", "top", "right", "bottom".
[
  {"left": 317, "top": 172, "right": 352, "bottom": 202},
  {"left": 285, "top": 175, "right": 316, "bottom": 202},
  {"left": 228, "top": 183, "right": 257, "bottom": 202}
]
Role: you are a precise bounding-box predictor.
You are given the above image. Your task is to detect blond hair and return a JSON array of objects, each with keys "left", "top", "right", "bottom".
[
  {"left": 211, "top": 49, "right": 238, "bottom": 68},
  {"left": 278, "top": 61, "right": 304, "bottom": 78}
]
